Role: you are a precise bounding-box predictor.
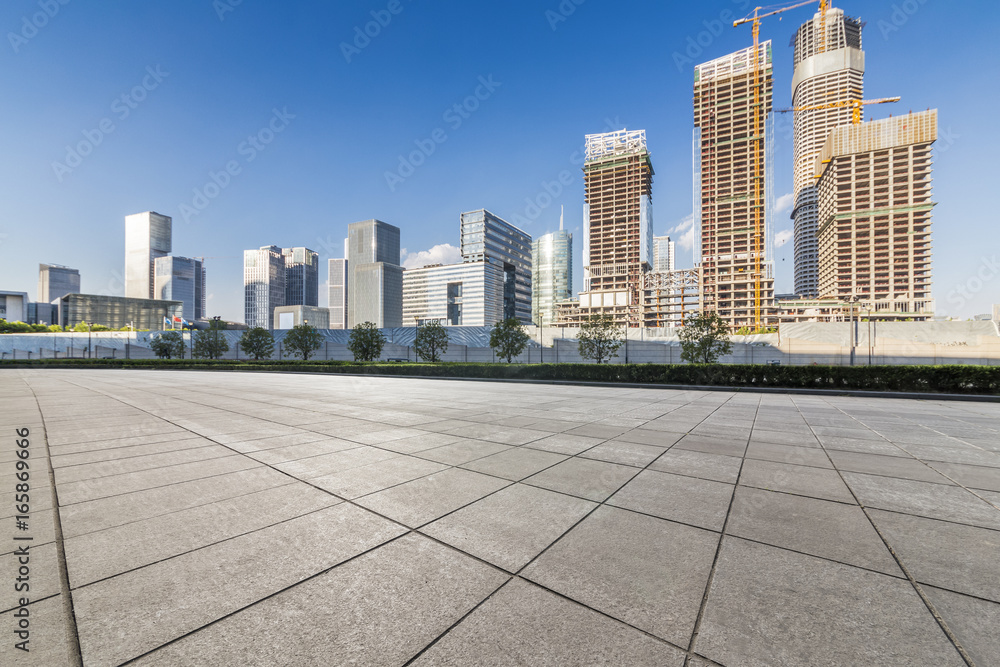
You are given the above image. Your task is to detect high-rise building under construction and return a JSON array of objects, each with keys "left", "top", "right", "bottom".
[
  {"left": 694, "top": 43, "right": 775, "bottom": 329},
  {"left": 791, "top": 6, "right": 864, "bottom": 297},
  {"left": 571, "top": 129, "right": 653, "bottom": 326}
]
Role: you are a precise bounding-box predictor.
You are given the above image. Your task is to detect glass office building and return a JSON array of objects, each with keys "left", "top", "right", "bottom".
[
  {"left": 38, "top": 264, "right": 80, "bottom": 303},
  {"left": 244, "top": 246, "right": 286, "bottom": 329},
  {"left": 155, "top": 256, "right": 206, "bottom": 321},
  {"left": 125, "top": 211, "right": 172, "bottom": 299},
  {"left": 347, "top": 220, "right": 403, "bottom": 328},
  {"left": 328, "top": 258, "right": 348, "bottom": 329},
  {"left": 55, "top": 294, "right": 182, "bottom": 330},
  {"left": 283, "top": 247, "right": 319, "bottom": 306},
  {"left": 460, "top": 209, "right": 532, "bottom": 323},
  {"left": 402, "top": 261, "right": 505, "bottom": 327},
  {"left": 532, "top": 230, "right": 573, "bottom": 326}
]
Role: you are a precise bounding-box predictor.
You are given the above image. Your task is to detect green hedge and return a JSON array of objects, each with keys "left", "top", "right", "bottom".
[{"left": 2, "top": 358, "right": 998, "bottom": 394}]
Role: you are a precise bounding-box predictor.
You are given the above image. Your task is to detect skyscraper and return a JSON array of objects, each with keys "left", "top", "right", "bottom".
[
  {"left": 694, "top": 44, "right": 775, "bottom": 329},
  {"left": 328, "top": 258, "right": 348, "bottom": 329},
  {"left": 125, "top": 211, "right": 171, "bottom": 299},
  {"left": 37, "top": 264, "right": 80, "bottom": 302},
  {"left": 532, "top": 208, "right": 572, "bottom": 326},
  {"left": 791, "top": 6, "right": 865, "bottom": 297},
  {"left": 652, "top": 236, "right": 675, "bottom": 273},
  {"left": 155, "top": 256, "right": 206, "bottom": 321},
  {"left": 347, "top": 219, "right": 403, "bottom": 328},
  {"left": 815, "top": 110, "right": 937, "bottom": 317},
  {"left": 460, "top": 209, "right": 532, "bottom": 323},
  {"left": 282, "top": 247, "right": 319, "bottom": 306},
  {"left": 402, "top": 261, "right": 505, "bottom": 327},
  {"left": 244, "top": 245, "right": 286, "bottom": 329}
]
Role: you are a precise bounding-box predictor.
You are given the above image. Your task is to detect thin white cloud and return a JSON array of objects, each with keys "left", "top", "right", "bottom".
[
  {"left": 668, "top": 214, "right": 694, "bottom": 235},
  {"left": 775, "top": 229, "right": 793, "bottom": 248},
  {"left": 775, "top": 193, "right": 794, "bottom": 216},
  {"left": 677, "top": 224, "right": 696, "bottom": 251},
  {"left": 400, "top": 243, "right": 462, "bottom": 269}
]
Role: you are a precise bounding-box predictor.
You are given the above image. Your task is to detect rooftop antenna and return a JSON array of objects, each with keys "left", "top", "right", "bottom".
[{"left": 559, "top": 205, "right": 564, "bottom": 231}]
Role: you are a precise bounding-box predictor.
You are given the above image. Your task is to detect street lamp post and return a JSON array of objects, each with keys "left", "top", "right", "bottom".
[{"left": 88, "top": 322, "right": 92, "bottom": 359}]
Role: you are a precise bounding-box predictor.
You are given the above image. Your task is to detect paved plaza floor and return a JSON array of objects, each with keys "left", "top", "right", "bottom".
[{"left": 2, "top": 369, "right": 999, "bottom": 666}]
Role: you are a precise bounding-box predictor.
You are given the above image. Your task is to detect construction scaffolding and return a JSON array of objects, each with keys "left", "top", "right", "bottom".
[{"left": 642, "top": 268, "right": 700, "bottom": 327}]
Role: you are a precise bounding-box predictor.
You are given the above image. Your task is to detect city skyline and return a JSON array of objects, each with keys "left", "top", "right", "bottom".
[{"left": 0, "top": 1, "right": 996, "bottom": 322}]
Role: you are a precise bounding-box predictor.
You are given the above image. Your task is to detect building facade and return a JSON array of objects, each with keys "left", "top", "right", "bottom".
[
  {"left": 55, "top": 293, "right": 182, "bottom": 330},
  {"left": 460, "top": 209, "right": 532, "bottom": 323},
  {"left": 328, "top": 258, "right": 348, "bottom": 329},
  {"left": 244, "top": 246, "right": 286, "bottom": 329},
  {"left": 273, "top": 305, "right": 330, "bottom": 330},
  {"left": 154, "top": 256, "right": 206, "bottom": 322},
  {"left": 402, "top": 261, "right": 505, "bottom": 327},
  {"left": 791, "top": 6, "right": 865, "bottom": 297},
  {"left": 652, "top": 236, "right": 675, "bottom": 273},
  {"left": 38, "top": 264, "right": 80, "bottom": 303},
  {"left": 815, "top": 110, "right": 937, "bottom": 318},
  {"left": 0, "top": 291, "right": 29, "bottom": 323},
  {"left": 125, "top": 211, "right": 172, "bottom": 299},
  {"left": 694, "top": 44, "right": 776, "bottom": 330},
  {"left": 531, "top": 229, "right": 572, "bottom": 326},
  {"left": 283, "top": 247, "right": 319, "bottom": 307},
  {"left": 347, "top": 220, "right": 403, "bottom": 328}
]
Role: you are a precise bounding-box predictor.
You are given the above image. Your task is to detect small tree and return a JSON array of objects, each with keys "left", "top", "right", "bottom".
[
  {"left": 193, "top": 328, "right": 230, "bottom": 359},
  {"left": 679, "top": 311, "right": 733, "bottom": 364},
  {"left": 240, "top": 327, "right": 274, "bottom": 360},
  {"left": 490, "top": 318, "right": 529, "bottom": 363},
  {"left": 577, "top": 314, "right": 624, "bottom": 364},
  {"left": 150, "top": 331, "right": 185, "bottom": 359},
  {"left": 283, "top": 323, "right": 323, "bottom": 360},
  {"left": 348, "top": 321, "right": 386, "bottom": 361},
  {"left": 414, "top": 320, "right": 449, "bottom": 362}
]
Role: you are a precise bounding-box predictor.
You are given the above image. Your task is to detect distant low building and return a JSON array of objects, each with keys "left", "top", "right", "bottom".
[
  {"left": 0, "top": 291, "right": 29, "bottom": 323},
  {"left": 403, "top": 261, "right": 505, "bottom": 327},
  {"left": 38, "top": 264, "right": 80, "bottom": 302},
  {"left": 55, "top": 293, "right": 182, "bottom": 330},
  {"left": 273, "top": 305, "right": 330, "bottom": 330}
]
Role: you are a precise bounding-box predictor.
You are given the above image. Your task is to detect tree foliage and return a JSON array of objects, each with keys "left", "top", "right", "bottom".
[
  {"left": 414, "top": 320, "right": 449, "bottom": 362},
  {"left": 489, "top": 318, "right": 529, "bottom": 363},
  {"left": 577, "top": 314, "right": 624, "bottom": 364},
  {"left": 239, "top": 327, "right": 274, "bottom": 360},
  {"left": 283, "top": 323, "right": 323, "bottom": 360},
  {"left": 150, "top": 330, "right": 186, "bottom": 359},
  {"left": 348, "top": 321, "right": 386, "bottom": 362},
  {"left": 0, "top": 320, "right": 63, "bottom": 333},
  {"left": 193, "top": 328, "right": 230, "bottom": 359},
  {"left": 679, "top": 311, "right": 733, "bottom": 364}
]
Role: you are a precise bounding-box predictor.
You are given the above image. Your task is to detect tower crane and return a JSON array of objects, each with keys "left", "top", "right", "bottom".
[{"left": 776, "top": 96, "right": 901, "bottom": 125}]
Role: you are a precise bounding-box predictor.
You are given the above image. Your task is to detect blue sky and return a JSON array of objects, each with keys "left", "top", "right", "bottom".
[{"left": 1, "top": 0, "right": 996, "bottom": 322}]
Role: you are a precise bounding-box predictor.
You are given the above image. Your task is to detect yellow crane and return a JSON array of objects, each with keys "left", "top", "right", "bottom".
[
  {"left": 776, "top": 96, "right": 902, "bottom": 125},
  {"left": 733, "top": 1, "right": 815, "bottom": 330}
]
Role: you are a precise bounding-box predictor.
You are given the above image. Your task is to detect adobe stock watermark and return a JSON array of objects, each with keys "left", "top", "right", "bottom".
[
  {"left": 671, "top": 0, "right": 756, "bottom": 73},
  {"left": 8, "top": 0, "right": 71, "bottom": 54},
  {"left": 384, "top": 75, "right": 502, "bottom": 192},
  {"left": 946, "top": 255, "right": 999, "bottom": 311},
  {"left": 214, "top": 0, "right": 243, "bottom": 21},
  {"left": 509, "top": 116, "right": 620, "bottom": 229},
  {"left": 51, "top": 65, "right": 170, "bottom": 183},
  {"left": 876, "top": 0, "right": 931, "bottom": 40},
  {"left": 545, "top": 0, "right": 585, "bottom": 31},
  {"left": 341, "top": 0, "right": 411, "bottom": 64},
  {"left": 178, "top": 107, "right": 295, "bottom": 223}
]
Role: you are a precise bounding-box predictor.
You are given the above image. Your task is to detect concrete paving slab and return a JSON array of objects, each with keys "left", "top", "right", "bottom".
[
  {"left": 607, "top": 470, "right": 734, "bottom": 532},
  {"left": 376, "top": 431, "right": 465, "bottom": 454},
  {"left": 524, "top": 432, "right": 605, "bottom": 455},
  {"left": 695, "top": 537, "right": 965, "bottom": 667},
  {"left": 895, "top": 443, "right": 1000, "bottom": 468},
  {"left": 523, "top": 506, "right": 718, "bottom": 647},
  {"left": 523, "top": 457, "right": 638, "bottom": 502},
  {"left": 844, "top": 472, "right": 1000, "bottom": 530},
  {"left": 131, "top": 533, "right": 507, "bottom": 667},
  {"left": 867, "top": 509, "right": 1000, "bottom": 603},
  {"left": 411, "top": 578, "right": 685, "bottom": 666},
  {"left": 613, "top": 428, "right": 684, "bottom": 447},
  {"left": 816, "top": 436, "right": 907, "bottom": 457},
  {"left": 244, "top": 437, "right": 360, "bottom": 465},
  {"left": 648, "top": 449, "right": 742, "bottom": 484},
  {"left": 355, "top": 467, "right": 511, "bottom": 527},
  {"left": 1, "top": 542, "right": 60, "bottom": 614},
  {"left": 745, "top": 441, "right": 833, "bottom": 468},
  {"left": 922, "top": 585, "right": 1000, "bottom": 667},
  {"left": 53, "top": 444, "right": 234, "bottom": 484},
  {"left": 827, "top": 450, "right": 951, "bottom": 484},
  {"left": 460, "top": 447, "right": 567, "bottom": 481},
  {"left": 273, "top": 445, "right": 399, "bottom": 479},
  {"left": 71, "top": 503, "right": 407, "bottom": 665},
  {"left": 0, "top": 508, "right": 56, "bottom": 553},
  {"left": 422, "top": 483, "right": 596, "bottom": 572},
  {"left": 310, "top": 455, "right": 448, "bottom": 499},
  {"left": 726, "top": 487, "right": 901, "bottom": 576},
  {"left": 578, "top": 440, "right": 668, "bottom": 467},
  {"left": 927, "top": 461, "right": 1000, "bottom": 492},
  {"left": 417, "top": 439, "right": 512, "bottom": 465},
  {"left": 0, "top": 595, "right": 77, "bottom": 667},
  {"left": 740, "top": 459, "right": 855, "bottom": 504}
]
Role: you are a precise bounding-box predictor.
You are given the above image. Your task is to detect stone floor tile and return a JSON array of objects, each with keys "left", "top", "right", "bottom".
[
  {"left": 745, "top": 441, "right": 833, "bottom": 468},
  {"left": 739, "top": 459, "right": 855, "bottom": 504},
  {"left": 844, "top": 472, "right": 1000, "bottom": 530},
  {"left": 459, "top": 447, "right": 567, "bottom": 481},
  {"left": 524, "top": 432, "right": 606, "bottom": 455},
  {"left": 922, "top": 585, "right": 1000, "bottom": 667},
  {"left": 827, "top": 450, "right": 951, "bottom": 484},
  {"left": 578, "top": 440, "right": 668, "bottom": 467},
  {"left": 417, "top": 439, "right": 512, "bottom": 465},
  {"left": 648, "top": 449, "right": 742, "bottom": 484},
  {"left": 523, "top": 457, "right": 638, "bottom": 502},
  {"left": 927, "top": 461, "right": 1000, "bottom": 492},
  {"left": 608, "top": 470, "right": 734, "bottom": 532}
]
